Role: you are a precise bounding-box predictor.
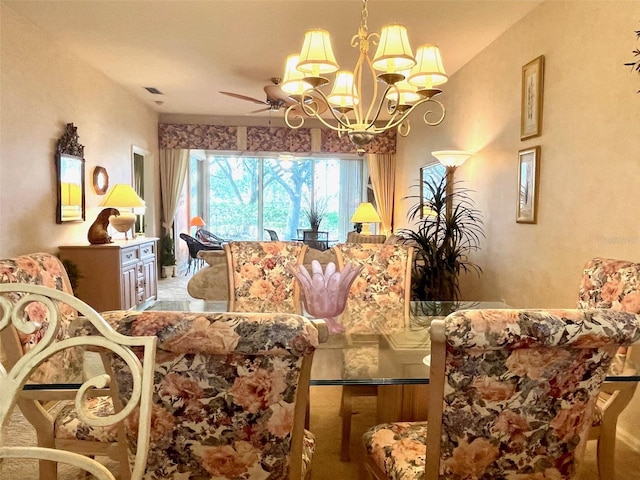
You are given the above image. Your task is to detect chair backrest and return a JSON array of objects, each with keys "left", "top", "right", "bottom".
[
  {"left": 578, "top": 257, "right": 640, "bottom": 311},
  {"left": 0, "top": 252, "right": 81, "bottom": 383},
  {"left": 195, "top": 228, "right": 226, "bottom": 245},
  {"left": 425, "top": 308, "right": 640, "bottom": 480},
  {"left": 332, "top": 243, "right": 413, "bottom": 334},
  {"left": 101, "top": 309, "right": 318, "bottom": 480},
  {"left": 224, "top": 241, "right": 307, "bottom": 314},
  {"left": 180, "top": 233, "right": 206, "bottom": 259},
  {"left": 345, "top": 232, "right": 386, "bottom": 244},
  {"left": 264, "top": 228, "right": 280, "bottom": 241},
  {"left": 0, "top": 283, "right": 156, "bottom": 480}
]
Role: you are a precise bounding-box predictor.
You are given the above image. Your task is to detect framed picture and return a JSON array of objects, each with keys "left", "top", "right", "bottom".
[
  {"left": 420, "top": 162, "right": 446, "bottom": 218},
  {"left": 516, "top": 146, "right": 540, "bottom": 224},
  {"left": 521, "top": 55, "right": 544, "bottom": 140}
]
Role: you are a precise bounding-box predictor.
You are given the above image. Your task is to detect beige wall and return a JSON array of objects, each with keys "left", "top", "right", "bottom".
[
  {"left": 396, "top": 0, "right": 640, "bottom": 448},
  {"left": 0, "top": 4, "right": 159, "bottom": 257}
]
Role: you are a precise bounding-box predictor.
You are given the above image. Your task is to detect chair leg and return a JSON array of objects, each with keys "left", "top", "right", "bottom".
[
  {"left": 596, "top": 420, "right": 618, "bottom": 479},
  {"left": 341, "top": 386, "right": 353, "bottom": 462}
]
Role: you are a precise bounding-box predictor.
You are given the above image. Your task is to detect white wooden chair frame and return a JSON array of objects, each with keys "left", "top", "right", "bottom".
[{"left": 0, "top": 283, "right": 156, "bottom": 480}]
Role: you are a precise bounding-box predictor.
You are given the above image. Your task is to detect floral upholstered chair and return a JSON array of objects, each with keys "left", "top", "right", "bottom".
[
  {"left": 100, "top": 309, "right": 319, "bottom": 480},
  {"left": 332, "top": 242, "right": 414, "bottom": 461},
  {"left": 363, "top": 308, "right": 640, "bottom": 480},
  {"left": 0, "top": 253, "right": 137, "bottom": 479},
  {"left": 0, "top": 282, "right": 156, "bottom": 480},
  {"left": 578, "top": 257, "right": 640, "bottom": 478},
  {"left": 225, "top": 241, "right": 308, "bottom": 314}
]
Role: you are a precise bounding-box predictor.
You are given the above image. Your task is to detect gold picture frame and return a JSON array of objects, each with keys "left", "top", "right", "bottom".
[
  {"left": 516, "top": 146, "right": 540, "bottom": 224},
  {"left": 520, "top": 55, "right": 544, "bottom": 140}
]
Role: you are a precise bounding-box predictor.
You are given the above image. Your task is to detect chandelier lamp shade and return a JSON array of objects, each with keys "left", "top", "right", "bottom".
[
  {"left": 281, "top": 0, "right": 448, "bottom": 155},
  {"left": 99, "top": 184, "right": 145, "bottom": 240}
]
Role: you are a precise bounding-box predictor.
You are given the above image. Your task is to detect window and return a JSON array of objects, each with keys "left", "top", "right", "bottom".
[{"left": 188, "top": 151, "right": 367, "bottom": 242}]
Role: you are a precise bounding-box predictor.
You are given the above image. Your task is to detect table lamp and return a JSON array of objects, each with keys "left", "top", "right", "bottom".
[
  {"left": 350, "top": 202, "right": 381, "bottom": 235},
  {"left": 99, "top": 184, "right": 145, "bottom": 240},
  {"left": 189, "top": 216, "right": 205, "bottom": 234}
]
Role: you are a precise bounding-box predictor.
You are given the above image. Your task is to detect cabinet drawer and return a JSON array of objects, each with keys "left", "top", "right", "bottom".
[
  {"left": 139, "top": 242, "right": 156, "bottom": 260},
  {"left": 121, "top": 246, "right": 140, "bottom": 267}
]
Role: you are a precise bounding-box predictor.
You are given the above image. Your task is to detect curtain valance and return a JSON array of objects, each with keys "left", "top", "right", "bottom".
[{"left": 158, "top": 123, "right": 396, "bottom": 154}]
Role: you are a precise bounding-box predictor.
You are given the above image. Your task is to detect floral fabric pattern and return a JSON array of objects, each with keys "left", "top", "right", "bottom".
[
  {"left": 55, "top": 396, "right": 117, "bottom": 441},
  {"left": 578, "top": 257, "right": 640, "bottom": 312},
  {"left": 0, "top": 252, "right": 81, "bottom": 383},
  {"left": 100, "top": 310, "right": 318, "bottom": 480},
  {"left": 227, "top": 241, "right": 306, "bottom": 314},
  {"left": 247, "top": 126, "right": 312, "bottom": 152},
  {"left": 363, "top": 308, "right": 640, "bottom": 480},
  {"left": 334, "top": 243, "right": 413, "bottom": 334}
]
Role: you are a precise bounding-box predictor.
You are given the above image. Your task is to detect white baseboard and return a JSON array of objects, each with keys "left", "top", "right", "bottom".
[{"left": 618, "top": 428, "right": 640, "bottom": 452}]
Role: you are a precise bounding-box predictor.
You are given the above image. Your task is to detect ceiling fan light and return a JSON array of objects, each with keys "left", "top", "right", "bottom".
[
  {"left": 408, "top": 44, "right": 448, "bottom": 89},
  {"left": 297, "top": 29, "right": 339, "bottom": 77},
  {"left": 372, "top": 24, "right": 416, "bottom": 73},
  {"left": 327, "top": 71, "right": 359, "bottom": 108},
  {"left": 281, "top": 54, "right": 311, "bottom": 95}
]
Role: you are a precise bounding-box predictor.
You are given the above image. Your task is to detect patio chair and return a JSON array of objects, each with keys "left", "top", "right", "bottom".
[
  {"left": 578, "top": 257, "right": 640, "bottom": 479},
  {"left": 180, "top": 233, "right": 222, "bottom": 274},
  {"left": 224, "top": 241, "right": 307, "bottom": 314},
  {"left": 332, "top": 242, "right": 414, "bottom": 461},
  {"left": 363, "top": 308, "right": 640, "bottom": 480},
  {"left": 303, "top": 230, "right": 329, "bottom": 251},
  {"left": 264, "top": 228, "right": 280, "bottom": 241},
  {"left": 0, "top": 283, "right": 156, "bottom": 480},
  {"left": 195, "top": 228, "right": 227, "bottom": 245}
]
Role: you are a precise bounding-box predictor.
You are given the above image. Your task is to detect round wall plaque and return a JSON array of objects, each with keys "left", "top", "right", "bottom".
[{"left": 92, "top": 166, "right": 109, "bottom": 195}]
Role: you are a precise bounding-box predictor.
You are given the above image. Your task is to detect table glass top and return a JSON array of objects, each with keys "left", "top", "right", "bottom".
[{"left": 148, "top": 300, "right": 639, "bottom": 386}]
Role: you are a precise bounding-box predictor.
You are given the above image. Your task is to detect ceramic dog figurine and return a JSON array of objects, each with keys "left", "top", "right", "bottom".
[{"left": 87, "top": 208, "right": 120, "bottom": 244}]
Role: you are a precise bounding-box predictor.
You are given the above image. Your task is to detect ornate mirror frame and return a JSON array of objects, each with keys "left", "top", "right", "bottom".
[{"left": 56, "top": 123, "right": 86, "bottom": 223}]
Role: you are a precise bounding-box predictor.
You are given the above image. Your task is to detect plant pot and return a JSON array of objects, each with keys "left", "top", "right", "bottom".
[{"left": 162, "top": 265, "right": 177, "bottom": 278}]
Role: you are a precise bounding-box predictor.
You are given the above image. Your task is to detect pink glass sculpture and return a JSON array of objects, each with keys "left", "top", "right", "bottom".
[{"left": 290, "top": 260, "right": 363, "bottom": 334}]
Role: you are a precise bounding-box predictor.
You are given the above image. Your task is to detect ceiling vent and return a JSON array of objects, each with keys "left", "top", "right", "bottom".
[{"left": 144, "top": 87, "right": 163, "bottom": 95}]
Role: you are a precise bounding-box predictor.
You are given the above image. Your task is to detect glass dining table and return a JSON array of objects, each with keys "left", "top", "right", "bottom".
[
  {"left": 25, "top": 299, "right": 639, "bottom": 423},
  {"left": 146, "top": 299, "right": 640, "bottom": 422}
]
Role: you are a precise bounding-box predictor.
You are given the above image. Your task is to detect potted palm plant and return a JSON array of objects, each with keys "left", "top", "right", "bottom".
[{"left": 398, "top": 176, "right": 484, "bottom": 301}]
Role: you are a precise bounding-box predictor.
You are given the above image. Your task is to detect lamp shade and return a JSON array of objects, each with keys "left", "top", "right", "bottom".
[
  {"left": 408, "top": 44, "right": 448, "bottom": 89},
  {"left": 99, "top": 184, "right": 145, "bottom": 208},
  {"left": 432, "top": 150, "right": 473, "bottom": 168},
  {"left": 372, "top": 24, "right": 416, "bottom": 73},
  {"left": 351, "top": 202, "right": 381, "bottom": 223},
  {"left": 327, "top": 71, "right": 359, "bottom": 110},
  {"left": 281, "top": 54, "right": 311, "bottom": 95},
  {"left": 297, "top": 29, "right": 339, "bottom": 77},
  {"left": 189, "top": 216, "right": 205, "bottom": 227},
  {"left": 99, "top": 184, "right": 144, "bottom": 239}
]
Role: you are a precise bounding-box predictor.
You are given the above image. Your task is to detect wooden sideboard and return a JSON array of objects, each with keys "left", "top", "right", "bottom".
[{"left": 59, "top": 237, "right": 158, "bottom": 311}]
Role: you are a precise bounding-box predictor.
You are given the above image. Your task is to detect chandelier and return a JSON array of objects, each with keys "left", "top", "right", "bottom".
[{"left": 281, "top": 0, "right": 448, "bottom": 155}]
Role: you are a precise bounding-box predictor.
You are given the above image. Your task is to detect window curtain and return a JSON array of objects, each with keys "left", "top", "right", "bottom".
[
  {"left": 338, "top": 158, "right": 368, "bottom": 240},
  {"left": 367, "top": 153, "right": 395, "bottom": 235},
  {"left": 159, "top": 149, "right": 189, "bottom": 234}
]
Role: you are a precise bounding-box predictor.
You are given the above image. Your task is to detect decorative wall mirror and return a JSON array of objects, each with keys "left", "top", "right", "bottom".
[{"left": 56, "top": 123, "right": 86, "bottom": 223}]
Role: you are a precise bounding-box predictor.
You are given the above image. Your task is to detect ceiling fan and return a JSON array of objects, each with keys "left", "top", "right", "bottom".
[{"left": 219, "top": 77, "right": 295, "bottom": 114}]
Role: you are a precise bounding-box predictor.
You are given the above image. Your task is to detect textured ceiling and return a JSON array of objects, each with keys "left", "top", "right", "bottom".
[{"left": 4, "top": 0, "right": 543, "bottom": 117}]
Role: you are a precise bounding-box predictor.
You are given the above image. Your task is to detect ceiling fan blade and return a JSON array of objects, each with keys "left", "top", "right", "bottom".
[
  {"left": 219, "top": 91, "right": 267, "bottom": 105},
  {"left": 247, "top": 107, "right": 272, "bottom": 114}
]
